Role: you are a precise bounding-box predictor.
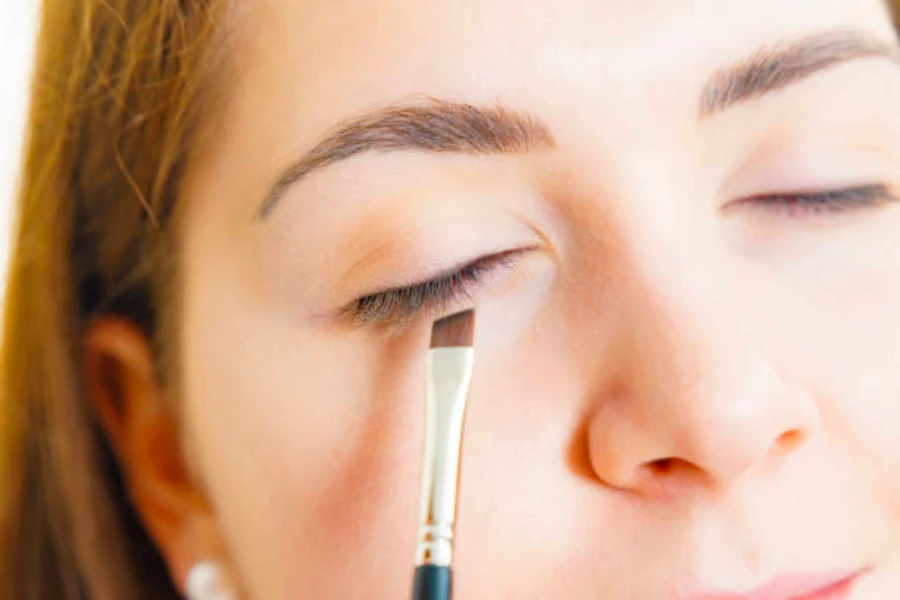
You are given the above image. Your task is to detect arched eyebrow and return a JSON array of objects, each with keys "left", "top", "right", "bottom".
[
  {"left": 255, "top": 100, "right": 556, "bottom": 219},
  {"left": 700, "top": 29, "right": 900, "bottom": 116},
  {"left": 257, "top": 30, "right": 900, "bottom": 220}
]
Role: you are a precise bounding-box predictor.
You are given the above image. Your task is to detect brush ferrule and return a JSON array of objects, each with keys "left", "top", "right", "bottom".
[{"left": 415, "top": 347, "right": 475, "bottom": 568}]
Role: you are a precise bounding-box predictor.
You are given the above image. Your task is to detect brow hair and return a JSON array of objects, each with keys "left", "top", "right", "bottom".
[
  {"left": 257, "top": 99, "right": 555, "bottom": 218},
  {"left": 701, "top": 30, "right": 900, "bottom": 115}
]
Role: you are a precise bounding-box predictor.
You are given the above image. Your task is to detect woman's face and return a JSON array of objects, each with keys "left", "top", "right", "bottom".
[{"left": 173, "top": 0, "right": 900, "bottom": 597}]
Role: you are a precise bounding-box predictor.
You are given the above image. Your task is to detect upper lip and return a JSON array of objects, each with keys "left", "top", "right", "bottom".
[{"left": 684, "top": 568, "right": 867, "bottom": 600}]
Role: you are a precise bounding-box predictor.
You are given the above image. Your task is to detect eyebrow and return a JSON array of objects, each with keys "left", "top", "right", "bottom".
[
  {"left": 700, "top": 30, "right": 900, "bottom": 116},
  {"left": 259, "top": 30, "right": 900, "bottom": 219},
  {"left": 256, "top": 100, "right": 556, "bottom": 218}
]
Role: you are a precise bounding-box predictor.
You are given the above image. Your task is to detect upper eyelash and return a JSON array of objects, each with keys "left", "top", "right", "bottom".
[
  {"left": 347, "top": 250, "right": 521, "bottom": 326},
  {"left": 745, "top": 183, "right": 897, "bottom": 215}
]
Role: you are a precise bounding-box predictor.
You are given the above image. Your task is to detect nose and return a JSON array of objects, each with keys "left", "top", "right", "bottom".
[{"left": 584, "top": 258, "right": 820, "bottom": 494}]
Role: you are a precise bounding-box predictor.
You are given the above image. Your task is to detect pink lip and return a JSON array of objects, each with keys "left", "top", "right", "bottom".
[{"left": 687, "top": 569, "right": 867, "bottom": 600}]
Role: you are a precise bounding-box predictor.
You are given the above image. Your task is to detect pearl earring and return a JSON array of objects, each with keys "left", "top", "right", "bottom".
[{"left": 184, "top": 560, "right": 236, "bottom": 600}]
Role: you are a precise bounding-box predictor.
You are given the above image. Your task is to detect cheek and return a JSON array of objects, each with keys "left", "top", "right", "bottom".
[
  {"left": 173, "top": 207, "right": 560, "bottom": 595},
  {"left": 179, "top": 297, "right": 427, "bottom": 597},
  {"left": 796, "top": 270, "right": 900, "bottom": 511},
  {"left": 763, "top": 212, "right": 900, "bottom": 465},
  {"left": 815, "top": 355, "right": 900, "bottom": 547},
  {"left": 825, "top": 350, "right": 900, "bottom": 507}
]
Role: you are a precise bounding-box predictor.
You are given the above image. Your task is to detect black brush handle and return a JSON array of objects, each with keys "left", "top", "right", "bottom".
[{"left": 412, "top": 565, "right": 452, "bottom": 600}]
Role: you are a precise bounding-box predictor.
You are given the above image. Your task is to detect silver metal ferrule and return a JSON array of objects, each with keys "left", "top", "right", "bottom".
[{"left": 415, "top": 347, "right": 475, "bottom": 568}]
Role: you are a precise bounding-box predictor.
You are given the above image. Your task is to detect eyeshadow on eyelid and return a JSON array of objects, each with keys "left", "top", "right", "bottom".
[{"left": 346, "top": 250, "right": 523, "bottom": 327}]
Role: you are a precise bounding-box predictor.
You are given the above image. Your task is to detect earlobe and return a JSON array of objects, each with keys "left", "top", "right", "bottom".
[
  {"left": 184, "top": 560, "right": 238, "bottom": 600},
  {"left": 84, "top": 317, "right": 236, "bottom": 595},
  {"left": 170, "top": 510, "right": 240, "bottom": 598}
]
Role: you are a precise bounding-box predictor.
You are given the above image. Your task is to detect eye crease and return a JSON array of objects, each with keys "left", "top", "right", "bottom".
[{"left": 345, "top": 249, "right": 526, "bottom": 326}]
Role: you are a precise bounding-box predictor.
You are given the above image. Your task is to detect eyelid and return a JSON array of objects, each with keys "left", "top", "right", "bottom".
[
  {"left": 344, "top": 248, "right": 529, "bottom": 327},
  {"left": 722, "top": 141, "right": 900, "bottom": 202},
  {"left": 727, "top": 182, "right": 899, "bottom": 216}
]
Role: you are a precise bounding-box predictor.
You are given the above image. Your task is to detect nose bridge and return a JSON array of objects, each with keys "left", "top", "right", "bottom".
[
  {"left": 626, "top": 248, "right": 746, "bottom": 411},
  {"left": 585, "top": 231, "right": 819, "bottom": 491},
  {"left": 617, "top": 215, "right": 745, "bottom": 401}
]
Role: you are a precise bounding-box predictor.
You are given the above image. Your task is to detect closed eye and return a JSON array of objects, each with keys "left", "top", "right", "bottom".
[
  {"left": 344, "top": 185, "right": 896, "bottom": 327},
  {"left": 344, "top": 249, "right": 526, "bottom": 327},
  {"left": 737, "top": 183, "right": 899, "bottom": 216}
]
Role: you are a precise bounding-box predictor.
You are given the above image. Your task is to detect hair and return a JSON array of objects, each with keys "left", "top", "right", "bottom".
[
  {"left": 2, "top": 1, "right": 900, "bottom": 599},
  {"left": 0, "top": 1, "right": 231, "bottom": 598}
]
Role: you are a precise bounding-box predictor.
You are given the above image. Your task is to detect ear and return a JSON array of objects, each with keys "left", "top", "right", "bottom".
[{"left": 84, "top": 317, "right": 233, "bottom": 592}]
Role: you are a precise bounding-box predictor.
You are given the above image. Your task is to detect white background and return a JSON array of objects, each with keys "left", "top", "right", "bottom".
[{"left": 0, "top": 1, "right": 39, "bottom": 292}]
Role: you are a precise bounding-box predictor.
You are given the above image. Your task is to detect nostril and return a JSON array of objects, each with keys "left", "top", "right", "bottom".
[
  {"left": 776, "top": 428, "right": 806, "bottom": 453},
  {"left": 649, "top": 458, "right": 679, "bottom": 475},
  {"left": 641, "top": 457, "right": 707, "bottom": 491}
]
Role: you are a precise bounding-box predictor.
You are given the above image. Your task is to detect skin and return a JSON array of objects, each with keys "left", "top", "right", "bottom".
[{"left": 87, "top": 0, "right": 900, "bottom": 597}]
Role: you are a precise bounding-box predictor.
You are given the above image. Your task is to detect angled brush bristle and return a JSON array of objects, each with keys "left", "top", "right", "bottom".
[{"left": 430, "top": 309, "right": 475, "bottom": 348}]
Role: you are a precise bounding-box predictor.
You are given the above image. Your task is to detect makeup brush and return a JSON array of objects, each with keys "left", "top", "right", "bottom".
[{"left": 412, "top": 309, "right": 476, "bottom": 600}]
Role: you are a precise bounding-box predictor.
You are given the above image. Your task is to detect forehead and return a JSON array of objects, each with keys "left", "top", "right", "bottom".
[
  {"left": 193, "top": 0, "right": 895, "bottom": 219},
  {"left": 227, "top": 0, "right": 894, "bottom": 109}
]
